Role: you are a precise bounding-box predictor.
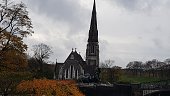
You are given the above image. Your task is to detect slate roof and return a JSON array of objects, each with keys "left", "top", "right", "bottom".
[
  {"left": 65, "top": 51, "right": 84, "bottom": 62},
  {"left": 64, "top": 50, "right": 87, "bottom": 67}
]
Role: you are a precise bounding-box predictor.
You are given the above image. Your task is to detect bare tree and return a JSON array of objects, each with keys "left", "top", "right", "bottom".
[
  {"left": 100, "top": 59, "right": 115, "bottom": 68},
  {"left": 126, "top": 61, "right": 143, "bottom": 76},
  {"left": 99, "top": 60, "right": 122, "bottom": 83},
  {"left": 126, "top": 62, "right": 134, "bottom": 69},
  {"left": 164, "top": 58, "right": 170, "bottom": 65},
  {"left": 32, "top": 43, "right": 53, "bottom": 72},
  {"left": 126, "top": 61, "right": 143, "bottom": 69}
]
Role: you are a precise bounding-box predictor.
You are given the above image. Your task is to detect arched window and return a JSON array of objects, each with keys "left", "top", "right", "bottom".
[
  {"left": 65, "top": 69, "right": 69, "bottom": 79},
  {"left": 75, "top": 70, "right": 79, "bottom": 79}
]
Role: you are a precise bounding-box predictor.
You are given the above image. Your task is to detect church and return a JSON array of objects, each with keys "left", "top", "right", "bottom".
[{"left": 54, "top": 0, "right": 99, "bottom": 80}]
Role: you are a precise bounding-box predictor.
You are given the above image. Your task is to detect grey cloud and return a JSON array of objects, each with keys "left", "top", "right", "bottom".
[
  {"left": 107, "top": 0, "right": 165, "bottom": 12},
  {"left": 152, "top": 38, "right": 163, "bottom": 49},
  {"left": 114, "top": 0, "right": 138, "bottom": 10},
  {"left": 100, "top": 39, "right": 109, "bottom": 54},
  {"left": 63, "top": 39, "right": 77, "bottom": 50},
  {"left": 50, "top": 46, "right": 69, "bottom": 63},
  {"left": 25, "top": 0, "right": 89, "bottom": 35}
]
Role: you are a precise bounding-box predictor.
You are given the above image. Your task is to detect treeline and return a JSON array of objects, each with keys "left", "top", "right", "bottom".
[
  {"left": 125, "top": 59, "right": 170, "bottom": 78},
  {"left": 126, "top": 59, "right": 170, "bottom": 70}
]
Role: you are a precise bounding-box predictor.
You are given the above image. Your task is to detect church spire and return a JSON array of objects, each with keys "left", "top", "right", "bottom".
[
  {"left": 88, "top": 0, "right": 98, "bottom": 42},
  {"left": 86, "top": 0, "right": 99, "bottom": 76}
]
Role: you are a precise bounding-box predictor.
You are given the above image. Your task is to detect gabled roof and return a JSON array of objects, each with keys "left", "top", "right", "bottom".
[
  {"left": 65, "top": 50, "right": 85, "bottom": 63},
  {"left": 61, "top": 50, "right": 87, "bottom": 69}
]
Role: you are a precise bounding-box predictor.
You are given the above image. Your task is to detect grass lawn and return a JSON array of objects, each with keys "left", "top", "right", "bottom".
[{"left": 118, "top": 75, "right": 162, "bottom": 84}]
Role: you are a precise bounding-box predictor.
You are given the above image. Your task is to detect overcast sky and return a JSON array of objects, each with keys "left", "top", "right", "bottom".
[{"left": 21, "top": 0, "right": 170, "bottom": 68}]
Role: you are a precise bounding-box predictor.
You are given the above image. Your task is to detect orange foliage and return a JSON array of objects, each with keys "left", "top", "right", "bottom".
[
  {"left": 17, "top": 79, "right": 84, "bottom": 96},
  {"left": 0, "top": 31, "right": 27, "bottom": 52},
  {"left": 0, "top": 50, "right": 27, "bottom": 71},
  {"left": 0, "top": 31, "right": 28, "bottom": 71}
]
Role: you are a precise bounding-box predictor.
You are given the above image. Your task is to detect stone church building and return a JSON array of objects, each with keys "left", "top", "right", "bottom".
[{"left": 54, "top": 0, "right": 99, "bottom": 80}]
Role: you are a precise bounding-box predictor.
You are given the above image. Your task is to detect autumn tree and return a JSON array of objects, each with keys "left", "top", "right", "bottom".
[
  {"left": 0, "top": 0, "right": 33, "bottom": 71},
  {"left": 17, "top": 79, "right": 84, "bottom": 96},
  {"left": 32, "top": 43, "right": 53, "bottom": 73},
  {"left": 0, "top": 30, "right": 28, "bottom": 71},
  {"left": 0, "top": 35, "right": 30, "bottom": 96},
  {"left": 0, "top": 0, "right": 33, "bottom": 95},
  {"left": 0, "top": 0, "right": 33, "bottom": 70}
]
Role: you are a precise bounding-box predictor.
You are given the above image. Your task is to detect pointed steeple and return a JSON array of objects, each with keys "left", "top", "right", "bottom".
[
  {"left": 88, "top": 0, "right": 98, "bottom": 42},
  {"left": 86, "top": 0, "right": 99, "bottom": 75}
]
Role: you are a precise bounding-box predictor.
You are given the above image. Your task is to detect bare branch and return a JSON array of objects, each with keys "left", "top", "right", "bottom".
[{"left": 32, "top": 43, "right": 53, "bottom": 72}]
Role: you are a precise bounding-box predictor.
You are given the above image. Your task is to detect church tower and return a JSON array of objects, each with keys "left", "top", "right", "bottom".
[
  {"left": 55, "top": 0, "right": 100, "bottom": 80},
  {"left": 86, "top": 0, "right": 99, "bottom": 71}
]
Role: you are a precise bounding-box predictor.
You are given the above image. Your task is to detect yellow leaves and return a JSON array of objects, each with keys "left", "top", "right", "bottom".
[{"left": 17, "top": 79, "right": 84, "bottom": 96}]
